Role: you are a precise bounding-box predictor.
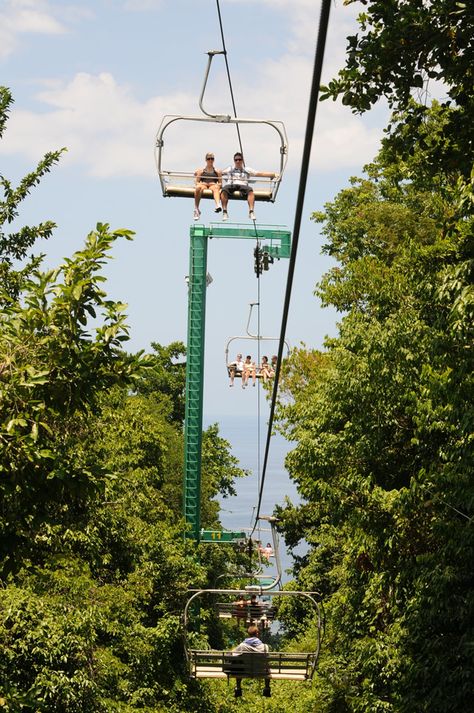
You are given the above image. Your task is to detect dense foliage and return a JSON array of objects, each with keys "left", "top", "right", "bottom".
[
  {"left": 275, "top": 113, "right": 473, "bottom": 713},
  {"left": 322, "top": 0, "right": 474, "bottom": 177},
  {"left": 0, "top": 90, "right": 247, "bottom": 712},
  {"left": 271, "top": 4, "right": 474, "bottom": 710}
]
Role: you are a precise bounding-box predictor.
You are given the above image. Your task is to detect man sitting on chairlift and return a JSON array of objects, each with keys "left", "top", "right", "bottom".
[
  {"left": 233, "top": 624, "right": 271, "bottom": 698},
  {"left": 228, "top": 353, "right": 244, "bottom": 386},
  {"left": 248, "top": 593, "right": 263, "bottom": 617},
  {"left": 220, "top": 152, "right": 277, "bottom": 222}
]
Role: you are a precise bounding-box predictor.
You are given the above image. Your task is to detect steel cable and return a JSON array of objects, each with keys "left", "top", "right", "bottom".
[{"left": 251, "top": 0, "right": 332, "bottom": 532}]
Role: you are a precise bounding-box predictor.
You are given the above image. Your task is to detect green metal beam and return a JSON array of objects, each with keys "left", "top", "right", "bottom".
[
  {"left": 203, "top": 222, "right": 291, "bottom": 259},
  {"left": 200, "top": 529, "right": 247, "bottom": 543}
]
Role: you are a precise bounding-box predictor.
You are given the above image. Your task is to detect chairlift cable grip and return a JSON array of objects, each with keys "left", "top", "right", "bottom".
[{"left": 251, "top": 0, "right": 333, "bottom": 534}]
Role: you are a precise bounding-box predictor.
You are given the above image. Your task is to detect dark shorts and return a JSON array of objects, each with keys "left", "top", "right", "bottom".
[{"left": 221, "top": 184, "right": 253, "bottom": 197}]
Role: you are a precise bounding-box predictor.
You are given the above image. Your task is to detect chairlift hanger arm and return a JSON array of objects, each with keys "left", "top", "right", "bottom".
[
  {"left": 245, "top": 304, "right": 292, "bottom": 349},
  {"left": 199, "top": 50, "right": 230, "bottom": 120},
  {"left": 246, "top": 302, "right": 258, "bottom": 335}
]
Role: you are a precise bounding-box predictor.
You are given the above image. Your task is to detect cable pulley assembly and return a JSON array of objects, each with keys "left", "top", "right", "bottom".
[{"left": 254, "top": 246, "right": 274, "bottom": 277}]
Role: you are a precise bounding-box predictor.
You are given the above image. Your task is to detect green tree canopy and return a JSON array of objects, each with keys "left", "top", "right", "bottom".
[
  {"left": 275, "top": 125, "right": 473, "bottom": 711},
  {"left": 0, "top": 86, "right": 65, "bottom": 300},
  {"left": 321, "top": 1, "right": 474, "bottom": 177},
  {"left": 0, "top": 88, "right": 255, "bottom": 710}
]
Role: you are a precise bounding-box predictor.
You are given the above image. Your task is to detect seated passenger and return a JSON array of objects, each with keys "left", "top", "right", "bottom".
[
  {"left": 232, "top": 595, "right": 248, "bottom": 624},
  {"left": 193, "top": 152, "right": 222, "bottom": 220},
  {"left": 262, "top": 542, "right": 273, "bottom": 559},
  {"left": 248, "top": 593, "right": 264, "bottom": 620},
  {"left": 220, "top": 152, "right": 277, "bottom": 222},
  {"left": 260, "top": 355, "right": 273, "bottom": 382},
  {"left": 233, "top": 624, "right": 271, "bottom": 698},
  {"left": 228, "top": 353, "right": 244, "bottom": 386},
  {"left": 242, "top": 355, "right": 257, "bottom": 388}
]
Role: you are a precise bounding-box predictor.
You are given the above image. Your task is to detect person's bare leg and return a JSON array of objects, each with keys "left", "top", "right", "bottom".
[
  {"left": 212, "top": 185, "right": 221, "bottom": 210},
  {"left": 194, "top": 185, "right": 203, "bottom": 210}
]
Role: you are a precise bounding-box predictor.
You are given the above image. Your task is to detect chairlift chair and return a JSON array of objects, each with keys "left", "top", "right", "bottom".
[
  {"left": 184, "top": 588, "right": 323, "bottom": 682},
  {"left": 155, "top": 51, "right": 288, "bottom": 203},
  {"left": 213, "top": 517, "right": 283, "bottom": 591},
  {"left": 226, "top": 302, "right": 290, "bottom": 380}
]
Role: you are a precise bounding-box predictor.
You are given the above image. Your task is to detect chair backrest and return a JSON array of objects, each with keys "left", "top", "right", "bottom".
[
  {"left": 248, "top": 604, "right": 264, "bottom": 619},
  {"left": 223, "top": 652, "right": 270, "bottom": 679}
]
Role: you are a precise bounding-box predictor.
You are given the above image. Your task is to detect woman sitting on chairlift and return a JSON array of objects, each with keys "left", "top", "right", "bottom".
[{"left": 242, "top": 355, "right": 257, "bottom": 389}]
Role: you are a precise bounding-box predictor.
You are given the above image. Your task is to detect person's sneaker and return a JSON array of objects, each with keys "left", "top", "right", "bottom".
[
  {"left": 234, "top": 688, "right": 242, "bottom": 698},
  {"left": 222, "top": 211, "right": 228, "bottom": 221},
  {"left": 193, "top": 208, "right": 200, "bottom": 221},
  {"left": 214, "top": 205, "right": 222, "bottom": 213},
  {"left": 262, "top": 687, "right": 271, "bottom": 698},
  {"left": 249, "top": 210, "right": 256, "bottom": 220}
]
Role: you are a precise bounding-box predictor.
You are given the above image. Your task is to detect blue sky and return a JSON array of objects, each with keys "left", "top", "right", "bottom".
[{"left": 1, "top": 0, "right": 391, "bottom": 419}]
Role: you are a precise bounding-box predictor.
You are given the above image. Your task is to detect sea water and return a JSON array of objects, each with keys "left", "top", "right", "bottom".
[{"left": 203, "top": 413, "right": 306, "bottom": 580}]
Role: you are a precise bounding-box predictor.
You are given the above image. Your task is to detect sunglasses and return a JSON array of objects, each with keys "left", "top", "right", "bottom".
[
  {"left": 234, "top": 157, "right": 243, "bottom": 161},
  {"left": 206, "top": 157, "right": 215, "bottom": 160}
]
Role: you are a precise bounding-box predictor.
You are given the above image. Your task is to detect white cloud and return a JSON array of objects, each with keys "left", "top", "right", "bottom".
[
  {"left": 0, "top": 0, "right": 386, "bottom": 179},
  {"left": 0, "top": 72, "right": 194, "bottom": 178},
  {"left": 0, "top": 64, "right": 382, "bottom": 179},
  {"left": 0, "top": 0, "right": 66, "bottom": 59},
  {"left": 122, "top": 0, "right": 163, "bottom": 9}
]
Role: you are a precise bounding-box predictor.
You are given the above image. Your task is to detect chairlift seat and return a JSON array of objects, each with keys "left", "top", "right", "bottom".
[
  {"left": 155, "top": 104, "right": 288, "bottom": 205},
  {"left": 227, "top": 365, "right": 264, "bottom": 379},
  {"left": 190, "top": 650, "right": 316, "bottom": 681},
  {"left": 160, "top": 172, "right": 275, "bottom": 201}
]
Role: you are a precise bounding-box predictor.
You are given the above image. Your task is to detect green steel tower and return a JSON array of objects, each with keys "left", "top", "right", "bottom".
[{"left": 183, "top": 222, "right": 291, "bottom": 542}]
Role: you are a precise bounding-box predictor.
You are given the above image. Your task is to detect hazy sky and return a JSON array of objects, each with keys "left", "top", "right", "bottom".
[{"left": 1, "top": 0, "right": 390, "bottom": 420}]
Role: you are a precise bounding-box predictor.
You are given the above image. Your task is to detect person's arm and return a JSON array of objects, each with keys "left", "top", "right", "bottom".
[{"left": 194, "top": 168, "right": 203, "bottom": 185}]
